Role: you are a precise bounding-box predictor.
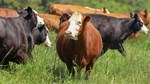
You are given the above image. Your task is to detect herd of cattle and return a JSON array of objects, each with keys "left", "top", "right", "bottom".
[{"left": 0, "top": 4, "right": 150, "bottom": 80}]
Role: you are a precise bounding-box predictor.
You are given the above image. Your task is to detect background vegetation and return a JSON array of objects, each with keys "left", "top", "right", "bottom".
[
  {"left": 0, "top": 0, "right": 150, "bottom": 84},
  {"left": 0, "top": 0, "right": 150, "bottom": 13}
]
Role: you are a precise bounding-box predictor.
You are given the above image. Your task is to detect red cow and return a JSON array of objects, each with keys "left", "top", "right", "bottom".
[
  {"left": 56, "top": 12, "right": 103, "bottom": 79},
  {"left": 48, "top": 4, "right": 110, "bottom": 16},
  {"left": 38, "top": 14, "right": 60, "bottom": 32},
  {"left": 0, "top": 8, "right": 18, "bottom": 17}
]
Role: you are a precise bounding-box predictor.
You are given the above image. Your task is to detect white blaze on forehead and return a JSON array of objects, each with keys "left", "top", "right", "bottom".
[
  {"left": 37, "top": 15, "right": 45, "bottom": 25},
  {"left": 139, "top": 17, "right": 149, "bottom": 34},
  {"left": 43, "top": 26, "right": 51, "bottom": 47},
  {"left": 66, "top": 12, "right": 82, "bottom": 40}
]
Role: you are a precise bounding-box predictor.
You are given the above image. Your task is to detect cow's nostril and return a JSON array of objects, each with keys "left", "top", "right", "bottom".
[{"left": 65, "top": 31, "right": 72, "bottom": 35}]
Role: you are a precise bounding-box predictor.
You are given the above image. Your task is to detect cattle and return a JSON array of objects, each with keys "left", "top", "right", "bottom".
[
  {"left": 0, "top": 8, "right": 18, "bottom": 18},
  {"left": 48, "top": 4, "right": 110, "bottom": 16},
  {"left": 56, "top": 12, "right": 103, "bottom": 80},
  {"left": 0, "top": 8, "right": 51, "bottom": 47},
  {"left": 103, "top": 10, "right": 150, "bottom": 26},
  {"left": 38, "top": 14, "right": 60, "bottom": 32},
  {"left": 60, "top": 13, "right": 146, "bottom": 56},
  {"left": 0, "top": 7, "right": 37, "bottom": 69},
  {"left": 101, "top": 10, "right": 150, "bottom": 38},
  {"left": 32, "top": 15, "right": 51, "bottom": 47},
  {"left": 87, "top": 13, "right": 146, "bottom": 56}
]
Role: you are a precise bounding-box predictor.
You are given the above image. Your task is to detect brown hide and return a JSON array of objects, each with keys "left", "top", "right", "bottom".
[
  {"left": 48, "top": 4, "right": 109, "bottom": 16},
  {"left": 56, "top": 16, "right": 103, "bottom": 79},
  {"left": 102, "top": 10, "right": 150, "bottom": 26},
  {"left": 0, "top": 8, "right": 18, "bottom": 17},
  {"left": 38, "top": 14, "right": 60, "bottom": 32}
]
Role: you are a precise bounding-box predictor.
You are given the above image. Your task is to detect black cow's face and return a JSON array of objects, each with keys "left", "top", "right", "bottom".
[
  {"left": 32, "top": 25, "right": 48, "bottom": 45},
  {"left": 129, "top": 14, "right": 143, "bottom": 33}
]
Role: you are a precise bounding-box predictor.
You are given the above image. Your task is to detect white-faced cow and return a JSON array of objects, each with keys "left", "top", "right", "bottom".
[{"left": 57, "top": 12, "right": 103, "bottom": 79}]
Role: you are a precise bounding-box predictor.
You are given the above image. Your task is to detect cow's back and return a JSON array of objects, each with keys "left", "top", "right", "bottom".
[
  {"left": 0, "top": 8, "right": 18, "bottom": 18},
  {"left": 38, "top": 14, "right": 60, "bottom": 31}
]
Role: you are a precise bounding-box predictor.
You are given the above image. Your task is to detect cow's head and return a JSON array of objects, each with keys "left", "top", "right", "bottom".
[
  {"left": 64, "top": 12, "right": 90, "bottom": 40},
  {"left": 32, "top": 15, "right": 51, "bottom": 47},
  {"left": 129, "top": 13, "right": 147, "bottom": 33},
  {"left": 130, "top": 12, "right": 149, "bottom": 34},
  {"left": 18, "top": 7, "right": 37, "bottom": 30}
]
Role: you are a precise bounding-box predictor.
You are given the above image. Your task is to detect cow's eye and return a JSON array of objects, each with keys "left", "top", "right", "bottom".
[{"left": 77, "top": 21, "right": 82, "bottom": 25}]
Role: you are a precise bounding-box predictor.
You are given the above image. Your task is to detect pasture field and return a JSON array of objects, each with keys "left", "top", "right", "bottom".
[{"left": 1, "top": 27, "right": 150, "bottom": 84}]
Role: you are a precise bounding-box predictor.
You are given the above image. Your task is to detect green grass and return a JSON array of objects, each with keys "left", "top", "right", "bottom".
[{"left": 1, "top": 30, "right": 150, "bottom": 84}]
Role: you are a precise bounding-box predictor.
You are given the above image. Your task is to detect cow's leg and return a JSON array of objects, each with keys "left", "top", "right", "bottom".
[
  {"left": 66, "top": 62, "right": 75, "bottom": 77},
  {"left": 27, "top": 36, "right": 34, "bottom": 59},
  {"left": 17, "top": 48, "right": 29, "bottom": 63},
  {"left": 118, "top": 43, "right": 126, "bottom": 56},
  {"left": 101, "top": 44, "right": 109, "bottom": 55},
  {"left": 85, "top": 58, "right": 97, "bottom": 80}
]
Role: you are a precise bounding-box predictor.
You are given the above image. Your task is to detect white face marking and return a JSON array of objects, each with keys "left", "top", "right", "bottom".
[
  {"left": 43, "top": 27, "right": 51, "bottom": 47},
  {"left": 139, "top": 17, "right": 149, "bottom": 34},
  {"left": 65, "top": 12, "right": 82, "bottom": 40}
]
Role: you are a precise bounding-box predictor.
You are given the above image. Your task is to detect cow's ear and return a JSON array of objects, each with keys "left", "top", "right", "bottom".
[
  {"left": 134, "top": 13, "right": 139, "bottom": 20},
  {"left": 82, "top": 15, "right": 90, "bottom": 30},
  {"left": 130, "top": 12, "right": 133, "bottom": 18},
  {"left": 144, "top": 10, "right": 149, "bottom": 18},
  {"left": 24, "top": 7, "right": 33, "bottom": 20},
  {"left": 60, "top": 13, "right": 71, "bottom": 24},
  {"left": 26, "top": 7, "right": 32, "bottom": 14},
  {"left": 83, "top": 15, "right": 90, "bottom": 24},
  {"left": 38, "top": 25, "right": 44, "bottom": 32}
]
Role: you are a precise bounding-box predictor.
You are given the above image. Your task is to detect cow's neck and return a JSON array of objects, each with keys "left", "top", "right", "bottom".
[
  {"left": 119, "top": 21, "right": 134, "bottom": 42},
  {"left": 74, "top": 29, "right": 87, "bottom": 55}
]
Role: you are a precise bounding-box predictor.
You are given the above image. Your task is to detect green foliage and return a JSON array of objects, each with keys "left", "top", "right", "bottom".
[{"left": 0, "top": 0, "right": 150, "bottom": 13}]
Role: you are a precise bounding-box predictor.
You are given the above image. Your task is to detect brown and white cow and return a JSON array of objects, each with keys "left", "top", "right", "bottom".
[
  {"left": 48, "top": 4, "right": 110, "bottom": 16},
  {"left": 0, "top": 8, "right": 18, "bottom": 17},
  {"left": 38, "top": 14, "right": 60, "bottom": 32},
  {"left": 56, "top": 12, "right": 103, "bottom": 79}
]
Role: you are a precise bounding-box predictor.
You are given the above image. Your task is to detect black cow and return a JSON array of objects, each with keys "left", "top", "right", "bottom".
[
  {"left": 0, "top": 7, "right": 37, "bottom": 69},
  {"left": 60, "top": 13, "right": 144, "bottom": 56},
  {"left": 86, "top": 13, "right": 143, "bottom": 56}
]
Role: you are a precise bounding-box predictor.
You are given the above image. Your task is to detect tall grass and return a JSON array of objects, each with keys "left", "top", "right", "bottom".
[{"left": 0, "top": 29, "right": 150, "bottom": 84}]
